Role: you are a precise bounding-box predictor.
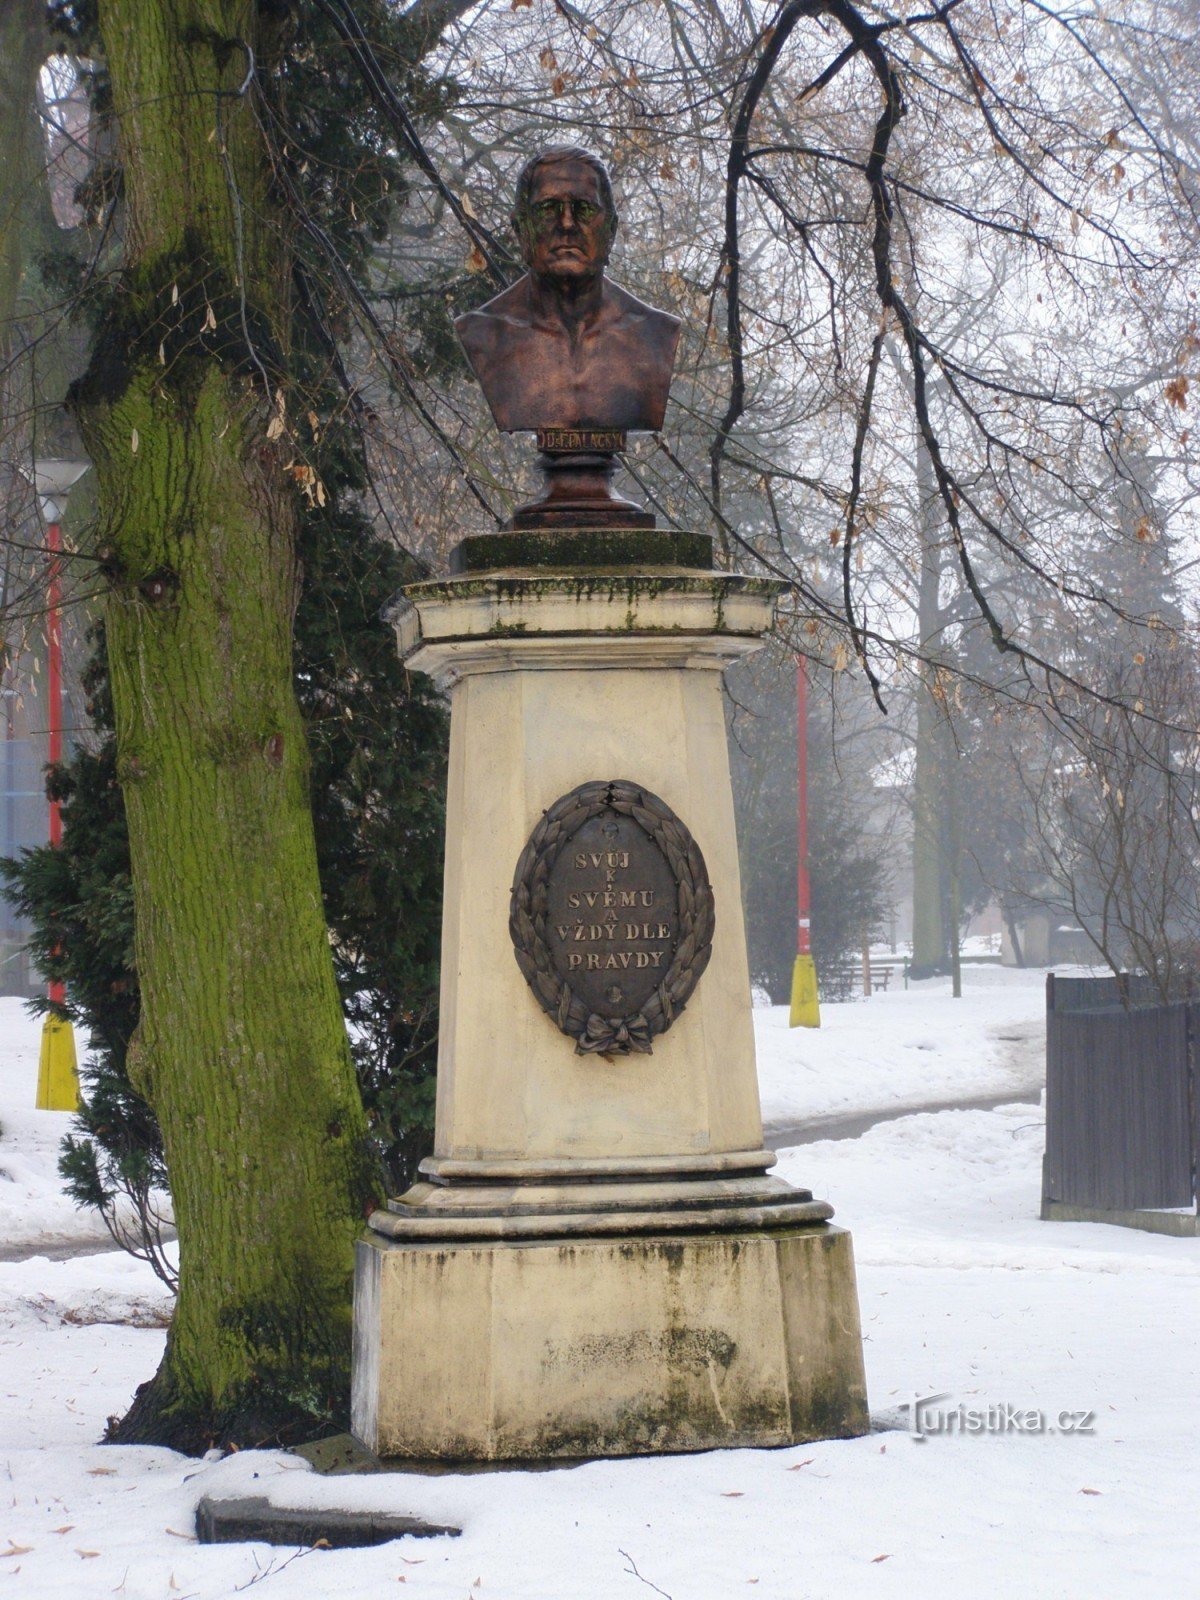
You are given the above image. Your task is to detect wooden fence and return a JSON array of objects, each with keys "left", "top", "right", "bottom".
[{"left": 1042, "top": 973, "right": 1198, "bottom": 1232}]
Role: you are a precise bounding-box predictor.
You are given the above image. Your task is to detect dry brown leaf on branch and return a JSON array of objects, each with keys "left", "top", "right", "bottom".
[{"left": 1165, "top": 375, "right": 1189, "bottom": 409}]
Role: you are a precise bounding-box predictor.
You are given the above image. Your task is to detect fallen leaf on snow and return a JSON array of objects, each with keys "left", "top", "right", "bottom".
[
  {"left": 51, "top": 1527, "right": 74, "bottom": 1534},
  {"left": 75, "top": 1549, "right": 100, "bottom": 1559},
  {"left": 871, "top": 1554, "right": 891, "bottom": 1563},
  {"left": 787, "top": 1459, "right": 815, "bottom": 1471},
  {"left": 721, "top": 1491, "right": 745, "bottom": 1498},
  {"left": 1080, "top": 1488, "right": 1102, "bottom": 1496},
  {"left": 0, "top": 1545, "right": 32, "bottom": 1559},
  {"left": 87, "top": 1467, "right": 116, "bottom": 1476}
]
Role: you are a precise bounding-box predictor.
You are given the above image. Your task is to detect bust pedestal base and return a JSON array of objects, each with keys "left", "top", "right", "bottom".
[
  {"left": 351, "top": 569, "right": 869, "bottom": 1461},
  {"left": 352, "top": 1222, "right": 868, "bottom": 1461}
]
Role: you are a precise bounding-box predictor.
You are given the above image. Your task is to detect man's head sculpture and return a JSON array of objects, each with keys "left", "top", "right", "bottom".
[
  {"left": 455, "top": 147, "right": 680, "bottom": 437},
  {"left": 510, "top": 145, "right": 617, "bottom": 271}
]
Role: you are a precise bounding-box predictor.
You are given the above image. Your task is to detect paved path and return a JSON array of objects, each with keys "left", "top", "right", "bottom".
[
  {"left": 764, "top": 1017, "right": 1045, "bottom": 1149},
  {"left": 0, "top": 1227, "right": 176, "bottom": 1265}
]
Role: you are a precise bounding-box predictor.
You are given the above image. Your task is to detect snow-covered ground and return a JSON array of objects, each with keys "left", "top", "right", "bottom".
[
  {"left": 2, "top": 977, "right": 1197, "bottom": 1598},
  {"left": 0, "top": 1003, "right": 123, "bottom": 1256},
  {"left": 755, "top": 963, "right": 1046, "bottom": 1131}
]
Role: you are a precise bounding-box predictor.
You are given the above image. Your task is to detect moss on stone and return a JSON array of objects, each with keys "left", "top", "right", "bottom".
[{"left": 449, "top": 528, "right": 714, "bottom": 574}]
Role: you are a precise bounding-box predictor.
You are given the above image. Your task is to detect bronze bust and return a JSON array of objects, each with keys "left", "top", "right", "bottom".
[{"left": 455, "top": 148, "right": 681, "bottom": 435}]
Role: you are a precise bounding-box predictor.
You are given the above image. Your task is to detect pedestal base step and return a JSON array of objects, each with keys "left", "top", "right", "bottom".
[{"left": 352, "top": 1223, "right": 869, "bottom": 1461}]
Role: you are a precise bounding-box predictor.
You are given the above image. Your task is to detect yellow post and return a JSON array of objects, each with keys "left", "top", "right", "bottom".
[
  {"left": 789, "top": 952, "right": 820, "bottom": 1028},
  {"left": 36, "top": 1013, "right": 80, "bottom": 1111},
  {"left": 789, "top": 656, "right": 820, "bottom": 1028}
]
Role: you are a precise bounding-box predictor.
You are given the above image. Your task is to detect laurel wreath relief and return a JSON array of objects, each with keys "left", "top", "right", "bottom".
[{"left": 509, "top": 779, "right": 716, "bottom": 1057}]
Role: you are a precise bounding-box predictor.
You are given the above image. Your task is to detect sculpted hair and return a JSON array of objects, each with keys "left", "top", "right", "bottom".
[{"left": 512, "top": 147, "right": 617, "bottom": 227}]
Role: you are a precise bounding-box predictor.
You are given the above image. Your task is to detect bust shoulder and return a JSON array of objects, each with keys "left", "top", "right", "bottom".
[
  {"left": 454, "top": 277, "right": 535, "bottom": 348},
  {"left": 601, "top": 279, "right": 681, "bottom": 341}
]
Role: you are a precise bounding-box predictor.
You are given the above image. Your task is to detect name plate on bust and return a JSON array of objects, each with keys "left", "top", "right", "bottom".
[
  {"left": 510, "top": 780, "right": 714, "bottom": 1057},
  {"left": 536, "top": 427, "right": 626, "bottom": 455}
]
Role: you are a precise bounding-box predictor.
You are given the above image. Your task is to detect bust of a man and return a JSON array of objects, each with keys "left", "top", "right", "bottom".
[{"left": 455, "top": 147, "right": 681, "bottom": 434}]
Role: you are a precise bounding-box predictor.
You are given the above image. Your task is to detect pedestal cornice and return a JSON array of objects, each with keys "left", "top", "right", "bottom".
[{"left": 391, "top": 571, "right": 784, "bottom": 688}]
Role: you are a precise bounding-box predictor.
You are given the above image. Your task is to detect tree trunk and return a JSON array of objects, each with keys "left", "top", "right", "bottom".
[
  {"left": 910, "top": 442, "right": 950, "bottom": 977},
  {"left": 76, "top": 0, "right": 376, "bottom": 1450}
]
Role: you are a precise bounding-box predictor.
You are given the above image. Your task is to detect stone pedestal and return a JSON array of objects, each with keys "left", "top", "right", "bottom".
[{"left": 351, "top": 567, "right": 868, "bottom": 1460}]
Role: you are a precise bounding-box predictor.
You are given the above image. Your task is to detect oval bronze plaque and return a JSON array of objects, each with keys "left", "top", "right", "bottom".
[{"left": 509, "top": 780, "right": 715, "bottom": 1056}]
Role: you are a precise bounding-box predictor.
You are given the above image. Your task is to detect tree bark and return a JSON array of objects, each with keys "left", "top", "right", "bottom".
[
  {"left": 76, "top": 0, "right": 376, "bottom": 1449},
  {"left": 909, "top": 439, "right": 950, "bottom": 978}
]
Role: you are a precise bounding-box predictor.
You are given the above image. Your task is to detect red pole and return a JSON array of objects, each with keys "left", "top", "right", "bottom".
[
  {"left": 796, "top": 656, "right": 810, "bottom": 958},
  {"left": 46, "top": 517, "right": 65, "bottom": 1008}
]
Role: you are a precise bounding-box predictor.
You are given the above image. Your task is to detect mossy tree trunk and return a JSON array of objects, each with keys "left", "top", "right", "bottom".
[{"left": 76, "top": 0, "right": 377, "bottom": 1449}]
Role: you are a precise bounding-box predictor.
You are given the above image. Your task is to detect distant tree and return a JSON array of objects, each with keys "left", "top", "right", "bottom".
[
  {"left": 998, "top": 644, "right": 1200, "bottom": 999},
  {"left": 727, "top": 645, "right": 890, "bottom": 1004}
]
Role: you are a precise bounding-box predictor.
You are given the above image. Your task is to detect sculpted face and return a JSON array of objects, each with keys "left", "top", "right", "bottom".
[{"left": 516, "top": 157, "right": 616, "bottom": 288}]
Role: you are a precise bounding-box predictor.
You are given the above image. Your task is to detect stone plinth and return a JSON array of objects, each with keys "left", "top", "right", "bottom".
[
  {"left": 354, "top": 1226, "right": 867, "bottom": 1460},
  {"left": 351, "top": 569, "right": 869, "bottom": 1459}
]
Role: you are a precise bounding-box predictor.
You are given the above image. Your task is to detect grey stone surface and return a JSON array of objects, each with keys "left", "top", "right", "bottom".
[{"left": 194, "top": 1494, "right": 459, "bottom": 1548}]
